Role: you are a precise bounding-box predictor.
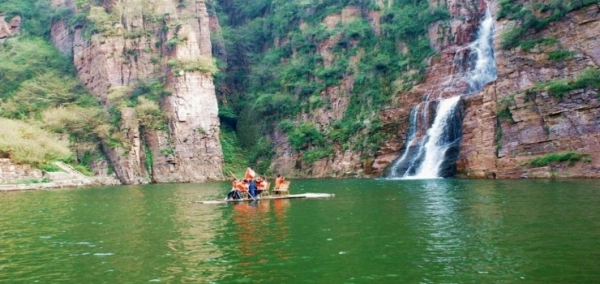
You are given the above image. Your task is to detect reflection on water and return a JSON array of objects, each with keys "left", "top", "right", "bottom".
[
  {"left": 411, "top": 179, "right": 524, "bottom": 282},
  {"left": 1, "top": 179, "right": 600, "bottom": 283},
  {"left": 221, "top": 199, "right": 292, "bottom": 281}
]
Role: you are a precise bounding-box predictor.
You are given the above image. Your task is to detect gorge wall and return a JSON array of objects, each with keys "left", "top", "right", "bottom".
[
  {"left": 375, "top": 0, "right": 491, "bottom": 174},
  {"left": 459, "top": 2, "right": 600, "bottom": 179},
  {"left": 50, "top": 0, "right": 223, "bottom": 184},
  {"left": 269, "top": 7, "right": 365, "bottom": 179},
  {"left": 213, "top": 0, "right": 599, "bottom": 179},
  {"left": 375, "top": 0, "right": 600, "bottom": 179},
  {"left": 21, "top": 0, "right": 597, "bottom": 181}
]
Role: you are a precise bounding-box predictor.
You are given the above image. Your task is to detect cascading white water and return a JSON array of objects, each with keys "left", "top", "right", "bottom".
[
  {"left": 386, "top": 7, "right": 497, "bottom": 179},
  {"left": 388, "top": 108, "right": 418, "bottom": 175},
  {"left": 468, "top": 8, "right": 497, "bottom": 92},
  {"left": 412, "top": 96, "right": 461, "bottom": 178}
]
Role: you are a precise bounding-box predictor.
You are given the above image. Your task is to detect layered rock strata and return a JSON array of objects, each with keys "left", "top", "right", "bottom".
[
  {"left": 459, "top": 3, "right": 600, "bottom": 178},
  {"left": 377, "top": 0, "right": 600, "bottom": 179},
  {"left": 374, "top": 0, "right": 488, "bottom": 173}
]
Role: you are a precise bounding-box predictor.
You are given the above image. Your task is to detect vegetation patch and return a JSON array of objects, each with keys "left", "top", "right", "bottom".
[
  {"left": 531, "top": 68, "right": 600, "bottom": 99},
  {"left": 547, "top": 50, "right": 576, "bottom": 61},
  {"left": 13, "top": 177, "right": 50, "bottom": 184},
  {"left": 519, "top": 37, "right": 558, "bottom": 52},
  {"left": 498, "top": 0, "right": 598, "bottom": 50},
  {"left": 168, "top": 57, "right": 219, "bottom": 75},
  {"left": 287, "top": 122, "right": 325, "bottom": 151},
  {"left": 527, "top": 152, "right": 591, "bottom": 167},
  {"left": 135, "top": 97, "right": 169, "bottom": 131},
  {"left": 496, "top": 94, "right": 515, "bottom": 123},
  {"left": 218, "top": 0, "right": 451, "bottom": 162},
  {"left": 0, "top": 0, "right": 69, "bottom": 37},
  {"left": 494, "top": 121, "right": 503, "bottom": 155},
  {"left": 39, "top": 163, "right": 64, "bottom": 173},
  {"left": 0, "top": 118, "right": 71, "bottom": 166},
  {"left": 301, "top": 147, "right": 333, "bottom": 165},
  {"left": 218, "top": 106, "right": 238, "bottom": 128},
  {"left": 0, "top": 5, "right": 109, "bottom": 172},
  {"left": 220, "top": 125, "right": 248, "bottom": 177}
]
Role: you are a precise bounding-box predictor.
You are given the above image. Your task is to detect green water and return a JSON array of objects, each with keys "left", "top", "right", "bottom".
[{"left": 1, "top": 179, "right": 600, "bottom": 283}]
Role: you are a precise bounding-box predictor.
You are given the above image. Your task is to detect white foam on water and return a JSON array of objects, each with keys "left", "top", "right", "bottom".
[
  {"left": 93, "top": 253, "right": 114, "bottom": 257},
  {"left": 304, "top": 193, "right": 334, "bottom": 198}
]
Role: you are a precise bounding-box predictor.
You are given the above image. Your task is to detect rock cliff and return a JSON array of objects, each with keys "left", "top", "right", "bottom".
[
  {"left": 41, "top": 0, "right": 600, "bottom": 181},
  {"left": 459, "top": 3, "right": 600, "bottom": 179},
  {"left": 375, "top": 0, "right": 600, "bottom": 179},
  {"left": 50, "top": 0, "right": 223, "bottom": 184},
  {"left": 270, "top": 6, "right": 370, "bottom": 178},
  {"left": 374, "top": 0, "right": 488, "bottom": 174}
]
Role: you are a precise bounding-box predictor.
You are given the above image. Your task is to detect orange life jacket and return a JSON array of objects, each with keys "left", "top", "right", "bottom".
[
  {"left": 244, "top": 168, "right": 256, "bottom": 180},
  {"left": 275, "top": 177, "right": 285, "bottom": 188},
  {"left": 256, "top": 180, "right": 267, "bottom": 190},
  {"left": 235, "top": 181, "right": 247, "bottom": 191}
]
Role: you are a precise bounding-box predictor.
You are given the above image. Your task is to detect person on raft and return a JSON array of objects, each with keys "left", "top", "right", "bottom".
[
  {"left": 225, "top": 178, "right": 244, "bottom": 200},
  {"left": 244, "top": 167, "right": 260, "bottom": 199},
  {"left": 255, "top": 176, "right": 267, "bottom": 196},
  {"left": 247, "top": 178, "right": 258, "bottom": 199},
  {"left": 244, "top": 167, "right": 256, "bottom": 180},
  {"left": 274, "top": 174, "right": 285, "bottom": 195},
  {"left": 226, "top": 168, "right": 276, "bottom": 200}
]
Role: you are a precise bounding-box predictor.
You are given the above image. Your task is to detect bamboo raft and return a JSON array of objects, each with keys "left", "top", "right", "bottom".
[{"left": 193, "top": 193, "right": 335, "bottom": 205}]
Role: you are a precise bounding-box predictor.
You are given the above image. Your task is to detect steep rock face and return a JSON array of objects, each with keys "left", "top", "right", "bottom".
[
  {"left": 459, "top": 3, "right": 600, "bottom": 178},
  {"left": 375, "top": 1, "right": 600, "bottom": 179},
  {"left": 51, "top": 0, "right": 223, "bottom": 184},
  {"left": 373, "top": 0, "right": 489, "bottom": 174},
  {"left": 270, "top": 6, "right": 366, "bottom": 178}
]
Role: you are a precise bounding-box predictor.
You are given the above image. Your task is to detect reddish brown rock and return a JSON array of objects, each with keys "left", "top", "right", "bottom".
[
  {"left": 374, "top": 1, "right": 600, "bottom": 179},
  {"left": 459, "top": 3, "right": 600, "bottom": 179},
  {"left": 373, "top": 0, "right": 491, "bottom": 175}
]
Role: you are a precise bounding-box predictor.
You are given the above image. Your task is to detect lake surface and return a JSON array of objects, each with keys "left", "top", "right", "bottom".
[{"left": 1, "top": 179, "right": 600, "bottom": 283}]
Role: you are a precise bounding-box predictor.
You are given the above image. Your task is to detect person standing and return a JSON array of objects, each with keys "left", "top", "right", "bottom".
[
  {"left": 244, "top": 167, "right": 256, "bottom": 180},
  {"left": 248, "top": 178, "right": 258, "bottom": 199}
]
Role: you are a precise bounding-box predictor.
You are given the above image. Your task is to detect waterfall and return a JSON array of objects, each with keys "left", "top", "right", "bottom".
[
  {"left": 412, "top": 96, "right": 462, "bottom": 178},
  {"left": 467, "top": 8, "right": 497, "bottom": 93},
  {"left": 387, "top": 108, "right": 419, "bottom": 175},
  {"left": 386, "top": 7, "right": 497, "bottom": 179}
]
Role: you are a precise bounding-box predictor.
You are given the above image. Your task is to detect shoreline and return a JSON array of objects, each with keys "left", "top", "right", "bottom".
[{"left": 0, "top": 177, "right": 121, "bottom": 192}]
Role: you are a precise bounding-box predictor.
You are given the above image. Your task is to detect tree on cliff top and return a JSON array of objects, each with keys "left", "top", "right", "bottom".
[{"left": 0, "top": 0, "right": 68, "bottom": 37}]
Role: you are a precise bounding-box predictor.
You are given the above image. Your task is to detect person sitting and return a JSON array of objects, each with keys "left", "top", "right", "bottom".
[
  {"left": 225, "top": 179, "right": 243, "bottom": 200},
  {"left": 274, "top": 174, "right": 285, "bottom": 195},
  {"left": 255, "top": 177, "right": 268, "bottom": 196},
  {"left": 238, "top": 179, "right": 249, "bottom": 195}
]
